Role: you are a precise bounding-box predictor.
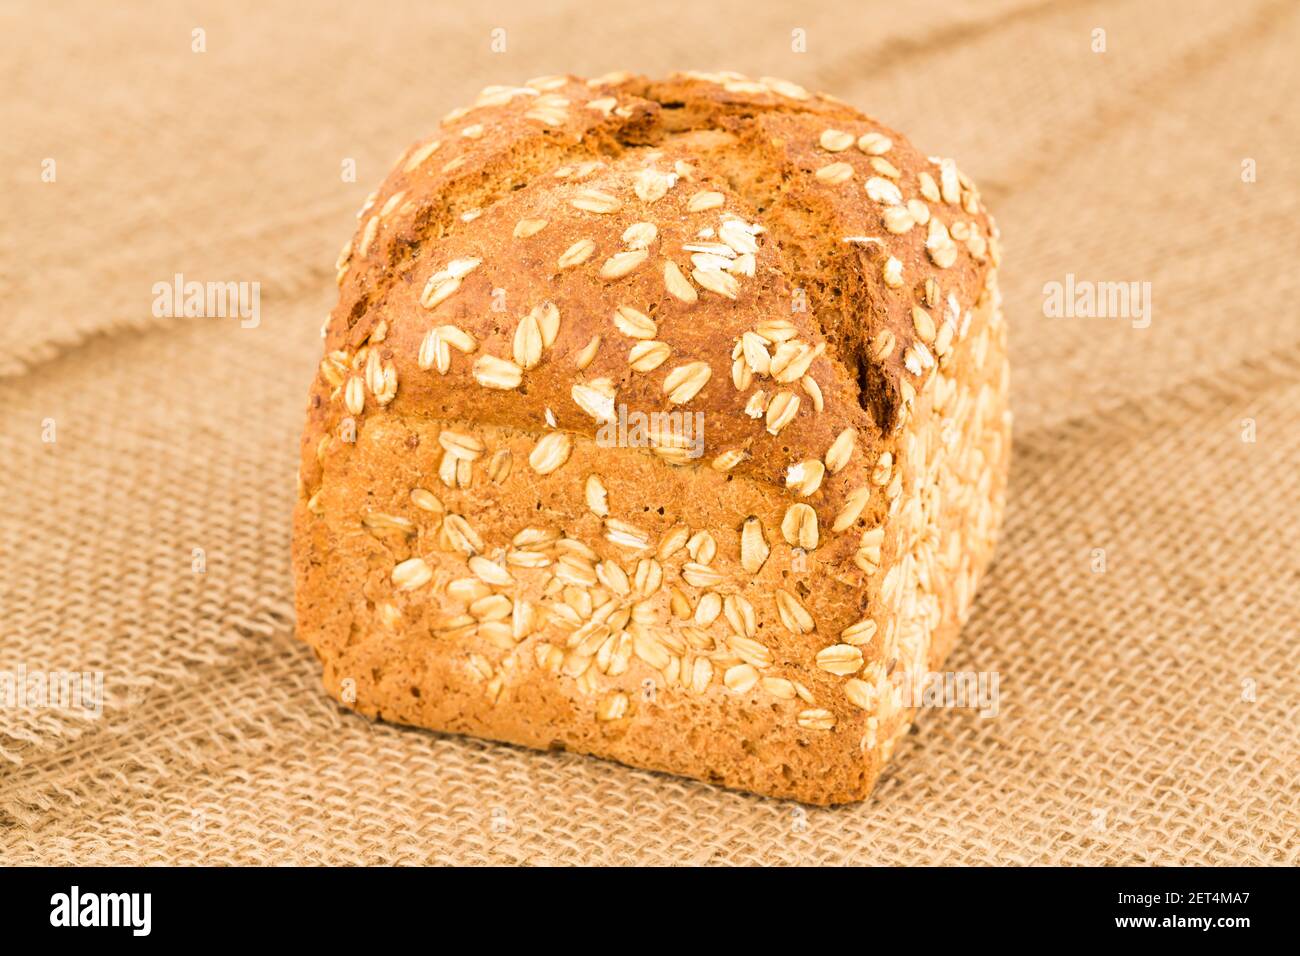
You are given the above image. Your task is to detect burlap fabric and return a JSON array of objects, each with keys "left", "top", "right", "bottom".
[{"left": 2, "top": 0, "right": 1296, "bottom": 865}]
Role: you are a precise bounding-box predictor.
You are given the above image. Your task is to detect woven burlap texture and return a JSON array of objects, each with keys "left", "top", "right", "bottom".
[{"left": 2, "top": 0, "right": 1296, "bottom": 865}]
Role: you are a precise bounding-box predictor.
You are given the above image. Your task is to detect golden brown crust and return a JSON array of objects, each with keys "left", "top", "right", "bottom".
[{"left": 294, "top": 71, "right": 1010, "bottom": 804}]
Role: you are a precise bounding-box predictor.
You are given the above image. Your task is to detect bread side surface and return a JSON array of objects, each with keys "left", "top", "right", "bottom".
[{"left": 293, "top": 71, "right": 1010, "bottom": 804}]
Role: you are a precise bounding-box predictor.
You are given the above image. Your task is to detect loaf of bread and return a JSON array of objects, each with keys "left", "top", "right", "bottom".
[{"left": 293, "top": 71, "right": 1010, "bottom": 805}]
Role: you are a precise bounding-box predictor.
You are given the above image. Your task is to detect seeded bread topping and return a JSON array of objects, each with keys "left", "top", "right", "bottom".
[{"left": 293, "top": 70, "right": 1011, "bottom": 805}]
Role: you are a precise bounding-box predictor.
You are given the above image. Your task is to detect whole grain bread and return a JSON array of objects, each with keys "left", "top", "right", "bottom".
[{"left": 292, "top": 70, "right": 1010, "bottom": 805}]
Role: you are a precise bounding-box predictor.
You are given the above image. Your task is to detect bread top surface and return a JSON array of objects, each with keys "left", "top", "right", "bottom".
[{"left": 308, "top": 71, "right": 1000, "bottom": 516}]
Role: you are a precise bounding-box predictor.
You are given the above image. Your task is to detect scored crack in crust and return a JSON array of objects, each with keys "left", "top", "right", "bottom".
[{"left": 293, "top": 70, "right": 1011, "bottom": 805}]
